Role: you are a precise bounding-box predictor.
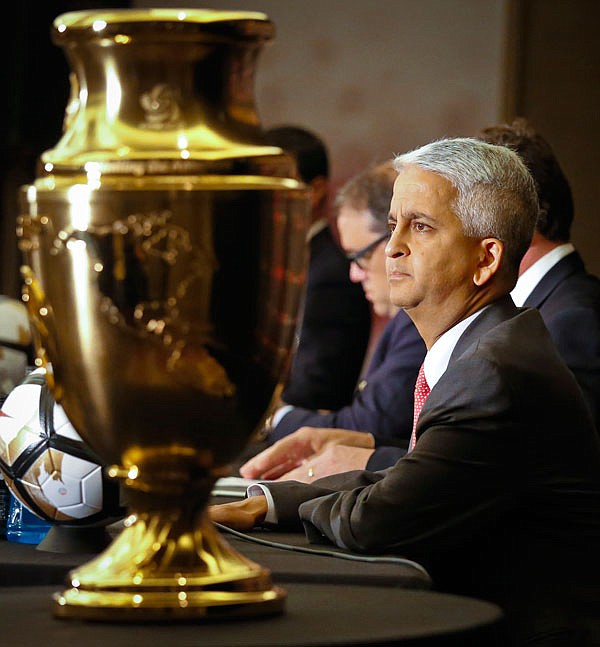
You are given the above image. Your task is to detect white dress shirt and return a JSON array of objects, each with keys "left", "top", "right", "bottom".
[
  {"left": 510, "top": 243, "right": 575, "bottom": 307},
  {"left": 422, "top": 308, "right": 485, "bottom": 390}
]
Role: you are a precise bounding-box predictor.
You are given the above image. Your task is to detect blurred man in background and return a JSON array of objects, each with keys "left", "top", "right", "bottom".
[
  {"left": 480, "top": 118, "right": 600, "bottom": 431},
  {"left": 266, "top": 126, "right": 373, "bottom": 412}
]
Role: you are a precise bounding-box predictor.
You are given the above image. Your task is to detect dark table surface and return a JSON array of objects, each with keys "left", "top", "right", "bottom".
[
  {"left": 0, "top": 520, "right": 432, "bottom": 590},
  {"left": 0, "top": 512, "right": 506, "bottom": 645},
  {"left": 0, "top": 583, "right": 505, "bottom": 646}
]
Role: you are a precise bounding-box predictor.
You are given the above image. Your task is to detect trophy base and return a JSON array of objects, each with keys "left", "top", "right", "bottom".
[
  {"left": 53, "top": 586, "right": 286, "bottom": 621},
  {"left": 52, "top": 511, "right": 286, "bottom": 621}
]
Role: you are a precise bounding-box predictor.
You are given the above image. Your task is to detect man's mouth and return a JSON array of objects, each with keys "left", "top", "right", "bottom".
[{"left": 387, "top": 268, "right": 410, "bottom": 280}]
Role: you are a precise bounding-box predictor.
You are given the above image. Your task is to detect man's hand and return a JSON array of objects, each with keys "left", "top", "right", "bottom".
[
  {"left": 240, "top": 427, "right": 375, "bottom": 480},
  {"left": 276, "top": 444, "right": 375, "bottom": 483},
  {"left": 208, "top": 496, "right": 268, "bottom": 531}
]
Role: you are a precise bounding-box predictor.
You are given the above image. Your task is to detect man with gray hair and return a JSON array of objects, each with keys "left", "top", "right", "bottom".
[{"left": 212, "top": 138, "right": 600, "bottom": 646}]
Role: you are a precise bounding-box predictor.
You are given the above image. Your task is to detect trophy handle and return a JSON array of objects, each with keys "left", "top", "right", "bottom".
[{"left": 19, "top": 262, "right": 60, "bottom": 398}]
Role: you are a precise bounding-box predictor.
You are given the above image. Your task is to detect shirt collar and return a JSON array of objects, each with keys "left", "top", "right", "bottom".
[
  {"left": 423, "top": 307, "right": 487, "bottom": 389},
  {"left": 306, "top": 217, "right": 329, "bottom": 241},
  {"left": 511, "top": 243, "right": 575, "bottom": 306}
]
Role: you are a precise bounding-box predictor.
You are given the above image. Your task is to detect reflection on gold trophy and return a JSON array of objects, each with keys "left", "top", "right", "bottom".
[{"left": 17, "top": 9, "right": 310, "bottom": 620}]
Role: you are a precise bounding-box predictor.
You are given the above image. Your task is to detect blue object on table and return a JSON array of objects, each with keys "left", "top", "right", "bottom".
[
  {"left": 6, "top": 492, "right": 51, "bottom": 544},
  {"left": 0, "top": 477, "right": 10, "bottom": 538}
]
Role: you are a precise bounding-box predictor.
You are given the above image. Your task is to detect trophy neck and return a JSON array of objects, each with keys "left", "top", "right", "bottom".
[{"left": 43, "top": 9, "right": 282, "bottom": 176}]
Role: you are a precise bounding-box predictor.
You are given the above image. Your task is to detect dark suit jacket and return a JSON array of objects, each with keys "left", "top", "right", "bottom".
[
  {"left": 267, "top": 297, "right": 600, "bottom": 645},
  {"left": 523, "top": 251, "right": 600, "bottom": 432},
  {"left": 281, "top": 224, "right": 372, "bottom": 411},
  {"left": 272, "top": 308, "right": 426, "bottom": 466}
]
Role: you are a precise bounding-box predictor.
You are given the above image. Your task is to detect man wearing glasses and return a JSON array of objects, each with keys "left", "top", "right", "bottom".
[
  {"left": 240, "top": 162, "right": 426, "bottom": 480},
  {"left": 347, "top": 233, "right": 388, "bottom": 266}
]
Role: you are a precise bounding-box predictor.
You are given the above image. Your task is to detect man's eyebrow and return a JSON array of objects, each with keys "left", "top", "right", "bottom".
[{"left": 399, "top": 210, "right": 436, "bottom": 223}]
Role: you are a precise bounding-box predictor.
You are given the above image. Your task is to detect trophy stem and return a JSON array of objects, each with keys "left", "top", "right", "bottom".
[{"left": 54, "top": 507, "right": 285, "bottom": 621}]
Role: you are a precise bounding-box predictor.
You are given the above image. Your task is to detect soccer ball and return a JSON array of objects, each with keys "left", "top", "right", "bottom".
[{"left": 0, "top": 369, "right": 121, "bottom": 525}]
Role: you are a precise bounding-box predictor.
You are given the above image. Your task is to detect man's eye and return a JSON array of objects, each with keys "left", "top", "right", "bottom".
[
  {"left": 387, "top": 221, "right": 396, "bottom": 232},
  {"left": 413, "top": 221, "right": 430, "bottom": 232}
]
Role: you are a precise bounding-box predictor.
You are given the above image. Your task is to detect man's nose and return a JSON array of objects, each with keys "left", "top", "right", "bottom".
[
  {"left": 349, "top": 262, "right": 366, "bottom": 283},
  {"left": 386, "top": 229, "right": 407, "bottom": 258}
]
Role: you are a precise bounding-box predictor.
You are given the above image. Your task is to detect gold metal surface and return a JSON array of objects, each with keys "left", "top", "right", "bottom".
[
  {"left": 44, "top": 9, "right": 283, "bottom": 175},
  {"left": 53, "top": 512, "right": 286, "bottom": 620},
  {"left": 18, "top": 8, "right": 309, "bottom": 620}
]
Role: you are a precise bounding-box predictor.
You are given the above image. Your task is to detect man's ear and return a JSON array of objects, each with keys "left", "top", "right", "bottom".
[{"left": 473, "top": 238, "right": 503, "bottom": 286}]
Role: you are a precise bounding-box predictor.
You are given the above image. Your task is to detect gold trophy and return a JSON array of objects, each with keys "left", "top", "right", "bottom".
[{"left": 17, "top": 9, "right": 310, "bottom": 620}]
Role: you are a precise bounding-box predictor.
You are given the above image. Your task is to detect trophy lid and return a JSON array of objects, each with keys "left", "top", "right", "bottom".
[
  {"left": 53, "top": 9, "right": 274, "bottom": 42},
  {"left": 42, "top": 9, "right": 292, "bottom": 179}
]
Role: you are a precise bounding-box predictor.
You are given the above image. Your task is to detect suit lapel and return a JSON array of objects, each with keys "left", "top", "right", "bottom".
[
  {"left": 523, "top": 252, "right": 584, "bottom": 309},
  {"left": 449, "top": 295, "right": 520, "bottom": 364},
  {"left": 412, "top": 296, "right": 520, "bottom": 444}
]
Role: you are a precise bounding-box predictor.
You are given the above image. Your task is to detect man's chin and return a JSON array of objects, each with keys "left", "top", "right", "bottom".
[
  {"left": 373, "top": 302, "right": 393, "bottom": 318},
  {"left": 389, "top": 297, "right": 420, "bottom": 314},
  {"left": 389, "top": 289, "right": 413, "bottom": 311}
]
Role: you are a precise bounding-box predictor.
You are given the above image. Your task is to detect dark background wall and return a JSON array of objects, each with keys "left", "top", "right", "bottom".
[
  {"left": 139, "top": 0, "right": 506, "bottom": 196},
  {"left": 0, "top": 1, "right": 130, "bottom": 298},
  {"left": 1, "top": 0, "right": 598, "bottom": 298},
  {"left": 505, "top": 0, "right": 600, "bottom": 276}
]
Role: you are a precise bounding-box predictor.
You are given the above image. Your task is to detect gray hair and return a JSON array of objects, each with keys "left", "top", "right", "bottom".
[
  {"left": 334, "top": 160, "right": 397, "bottom": 233},
  {"left": 393, "top": 137, "right": 538, "bottom": 278}
]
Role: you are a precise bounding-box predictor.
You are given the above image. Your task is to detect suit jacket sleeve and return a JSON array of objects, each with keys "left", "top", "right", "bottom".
[
  {"left": 271, "top": 311, "right": 425, "bottom": 447},
  {"left": 524, "top": 252, "right": 600, "bottom": 432},
  {"left": 540, "top": 303, "right": 600, "bottom": 429},
  {"left": 366, "top": 445, "right": 407, "bottom": 470},
  {"left": 267, "top": 353, "right": 517, "bottom": 557}
]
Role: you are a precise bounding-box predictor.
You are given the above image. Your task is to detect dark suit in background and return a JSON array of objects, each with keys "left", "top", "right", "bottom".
[
  {"left": 281, "top": 222, "right": 372, "bottom": 410},
  {"left": 523, "top": 250, "right": 600, "bottom": 431},
  {"left": 267, "top": 297, "right": 600, "bottom": 645},
  {"left": 265, "top": 125, "right": 373, "bottom": 413},
  {"left": 480, "top": 119, "right": 600, "bottom": 433},
  {"left": 273, "top": 308, "right": 426, "bottom": 467}
]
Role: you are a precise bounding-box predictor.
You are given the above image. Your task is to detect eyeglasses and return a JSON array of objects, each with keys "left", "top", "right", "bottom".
[{"left": 345, "top": 233, "right": 388, "bottom": 270}]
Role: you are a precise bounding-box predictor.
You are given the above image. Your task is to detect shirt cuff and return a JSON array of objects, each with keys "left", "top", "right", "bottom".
[
  {"left": 247, "top": 483, "right": 277, "bottom": 524},
  {"left": 271, "top": 404, "right": 295, "bottom": 429}
]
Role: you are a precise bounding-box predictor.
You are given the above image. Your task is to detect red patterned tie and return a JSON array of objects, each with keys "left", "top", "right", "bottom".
[{"left": 409, "top": 364, "right": 430, "bottom": 452}]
